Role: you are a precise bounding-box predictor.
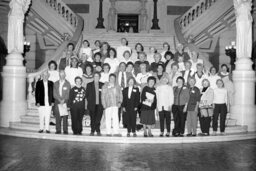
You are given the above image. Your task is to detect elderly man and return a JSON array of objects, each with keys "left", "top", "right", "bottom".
[
  {"left": 35, "top": 71, "right": 54, "bottom": 133},
  {"left": 53, "top": 70, "right": 71, "bottom": 134}
]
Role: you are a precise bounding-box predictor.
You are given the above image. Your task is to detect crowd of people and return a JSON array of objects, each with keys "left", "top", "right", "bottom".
[{"left": 35, "top": 37, "right": 234, "bottom": 137}]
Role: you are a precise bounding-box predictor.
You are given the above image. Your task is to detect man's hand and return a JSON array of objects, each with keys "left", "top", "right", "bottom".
[
  {"left": 123, "top": 108, "right": 126, "bottom": 112},
  {"left": 134, "top": 107, "right": 138, "bottom": 111}
]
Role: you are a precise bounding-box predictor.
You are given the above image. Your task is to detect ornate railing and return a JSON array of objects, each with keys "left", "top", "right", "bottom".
[
  {"left": 26, "top": 1, "right": 84, "bottom": 109},
  {"left": 45, "top": 0, "right": 77, "bottom": 28},
  {"left": 179, "top": 0, "right": 217, "bottom": 30}
]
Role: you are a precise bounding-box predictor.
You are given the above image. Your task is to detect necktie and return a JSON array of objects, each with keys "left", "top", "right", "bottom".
[{"left": 121, "top": 72, "right": 125, "bottom": 88}]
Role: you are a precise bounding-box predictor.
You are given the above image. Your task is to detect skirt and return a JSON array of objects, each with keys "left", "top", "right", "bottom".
[{"left": 140, "top": 110, "right": 155, "bottom": 125}]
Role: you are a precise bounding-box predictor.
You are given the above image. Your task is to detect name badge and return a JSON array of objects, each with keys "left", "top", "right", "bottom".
[
  {"left": 99, "top": 89, "right": 102, "bottom": 92},
  {"left": 191, "top": 90, "right": 195, "bottom": 93},
  {"left": 63, "top": 87, "right": 67, "bottom": 90},
  {"left": 133, "top": 89, "right": 137, "bottom": 92}
]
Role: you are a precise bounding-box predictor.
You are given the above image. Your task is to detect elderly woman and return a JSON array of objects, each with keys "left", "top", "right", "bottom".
[
  {"left": 186, "top": 77, "right": 201, "bottom": 136},
  {"left": 198, "top": 78, "right": 214, "bottom": 136},
  {"left": 48, "top": 60, "right": 59, "bottom": 83},
  {"left": 135, "top": 63, "right": 152, "bottom": 91},
  {"left": 212, "top": 79, "right": 229, "bottom": 136},
  {"left": 156, "top": 77, "right": 174, "bottom": 137},
  {"left": 64, "top": 56, "right": 83, "bottom": 87},
  {"left": 172, "top": 76, "right": 190, "bottom": 137}
]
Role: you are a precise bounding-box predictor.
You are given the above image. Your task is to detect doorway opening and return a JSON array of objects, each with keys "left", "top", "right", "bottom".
[{"left": 117, "top": 14, "right": 139, "bottom": 33}]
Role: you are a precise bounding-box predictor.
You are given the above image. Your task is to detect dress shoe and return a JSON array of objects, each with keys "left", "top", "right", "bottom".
[
  {"left": 90, "top": 132, "right": 95, "bottom": 136},
  {"left": 144, "top": 134, "right": 148, "bottom": 137},
  {"left": 55, "top": 131, "right": 61, "bottom": 134},
  {"left": 198, "top": 133, "right": 205, "bottom": 136},
  {"left": 106, "top": 134, "right": 112, "bottom": 137},
  {"left": 46, "top": 130, "right": 50, "bottom": 133},
  {"left": 127, "top": 133, "right": 130, "bottom": 137},
  {"left": 38, "top": 130, "right": 43, "bottom": 133},
  {"left": 220, "top": 132, "right": 225, "bottom": 136},
  {"left": 133, "top": 133, "right": 137, "bottom": 137},
  {"left": 49, "top": 122, "right": 56, "bottom": 126},
  {"left": 192, "top": 134, "right": 197, "bottom": 137},
  {"left": 149, "top": 134, "right": 154, "bottom": 137},
  {"left": 165, "top": 133, "right": 170, "bottom": 137},
  {"left": 159, "top": 132, "right": 164, "bottom": 137},
  {"left": 97, "top": 132, "right": 102, "bottom": 136},
  {"left": 63, "top": 132, "right": 68, "bottom": 135},
  {"left": 179, "top": 134, "right": 184, "bottom": 137},
  {"left": 186, "top": 133, "right": 192, "bottom": 137}
]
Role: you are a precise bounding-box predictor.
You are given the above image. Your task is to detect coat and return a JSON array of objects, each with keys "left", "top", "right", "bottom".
[
  {"left": 86, "top": 81, "right": 104, "bottom": 112},
  {"left": 35, "top": 80, "right": 54, "bottom": 106},
  {"left": 122, "top": 86, "right": 140, "bottom": 110}
]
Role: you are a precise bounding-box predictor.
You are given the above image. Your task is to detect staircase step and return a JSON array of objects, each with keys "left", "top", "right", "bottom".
[{"left": 10, "top": 121, "right": 247, "bottom": 136}]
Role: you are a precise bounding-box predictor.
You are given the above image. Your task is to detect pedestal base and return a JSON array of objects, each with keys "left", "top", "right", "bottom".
[
  {"left": 149, "top": 29, "right": 163, "bottom": 33},
  {"left": 94, "top": 28, "right": 107, "bottom": 33},
  {"left": 231, "top": 105, "right": 256, "bottom": 132},
  {"left": 230, "top": 57, "right": 256, "bottom": 132},
  {"left": 0, "top": 53, "right": 27, "bottom": 127}
]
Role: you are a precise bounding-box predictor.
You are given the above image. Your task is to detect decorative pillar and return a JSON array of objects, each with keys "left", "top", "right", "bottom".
[
  {"left": 95, "top": 0, "right": 105, "bottom": 29},
  {"left": 107, "top": 0, "right": 116, "bottom": 32},
  {"left": 151, "top": 0, "right": 160, "bottom": 30},
  {"left": 230, "top": 0, "right": 256, "bottom": 131},
  {"left": 139, "top": 0, "right": 148, "bottom": 33},
  {"left": 0, "top": 0, "right": 31, "bottom": 127}
]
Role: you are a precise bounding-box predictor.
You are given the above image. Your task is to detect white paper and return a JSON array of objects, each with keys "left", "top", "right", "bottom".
[
  {"left": 142, "top": 92, "right": 155, "bottom": 107},
  {"left": 58, "top": 103, "right": 68, "bottom": 116}
]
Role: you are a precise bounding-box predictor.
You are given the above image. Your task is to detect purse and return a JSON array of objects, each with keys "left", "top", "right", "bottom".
[{"left": 200, "top": 107, "right": 213, "bottom": 117}]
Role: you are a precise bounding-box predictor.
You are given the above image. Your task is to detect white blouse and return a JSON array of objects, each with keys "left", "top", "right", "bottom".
[
  {"left": 116, "top": 45, "right": 131, "bottom": 62},
  {"left": 213, "top": 88, "right": 228, "bottom": 104},
  {"left": 79, "top": 47, "right": 93, "bottom": 62}
]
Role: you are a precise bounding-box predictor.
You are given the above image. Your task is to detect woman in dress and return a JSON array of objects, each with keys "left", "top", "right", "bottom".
[
  {"left": 79, "top": 40, "right": 93, "bottom": 62},
  {"left": 140, "top": 76, "right": 157, "bottom": 137},
  {"left": 48, "top": 60, "right": 59, "bottom": 83},
  {"left": 64, "top": 56, "right": 83, "bottom": 87},
  {"left": 198, "top": 79, "right": 214, "bottom": 136},
  {"left": 68, "top": 76, "right": 86, "bottom": 135},
  {"left": 82, "top": 64, "right": 94, "bottom": 89},
  {"left": 135, "top": 63, "right": 152, "bottom": 91},
  {"left": 104, "top": 47, "right": 120, "bottom": 74}
]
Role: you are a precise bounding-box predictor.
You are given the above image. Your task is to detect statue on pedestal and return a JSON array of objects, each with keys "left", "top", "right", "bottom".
[
  {"left": 108, "top": 0, "right": 116, "bottom": 31},
  {"left": 234, "top": 0, "right": 253, "bottom": 58},
  {"left": 8, "top": 0, "right": 31, "bottom": 53},
  {"left": 108, "top": 7, "right": 116, "bottom": 31},
  {"left": 140, "top": 8, "right": 148, "bottom": 32}
]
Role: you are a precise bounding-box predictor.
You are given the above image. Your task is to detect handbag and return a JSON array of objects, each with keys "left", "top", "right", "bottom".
[{"left": 200, "top": 105, "right": 213, "bottom": 117}]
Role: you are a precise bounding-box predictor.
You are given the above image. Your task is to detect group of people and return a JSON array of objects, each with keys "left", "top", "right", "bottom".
[{"left": 35, "top": 37, "right": 233, "bottom": 137}]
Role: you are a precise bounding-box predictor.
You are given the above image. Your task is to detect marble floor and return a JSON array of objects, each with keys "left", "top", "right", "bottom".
[{"left": 0, "top": 135, "right": 255, "bottom": 171}]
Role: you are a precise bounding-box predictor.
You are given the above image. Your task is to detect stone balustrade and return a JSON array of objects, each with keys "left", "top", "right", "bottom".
[
  {"left": 179, "top": 0, "right": 217, "bottom": 30},
  {"left": 45, "top": 0, "right": 78, "bottom": 28}
]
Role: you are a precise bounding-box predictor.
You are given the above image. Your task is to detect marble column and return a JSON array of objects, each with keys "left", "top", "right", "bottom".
[
  {"left": 0, "top": 0, "right": 31, "bottom": 127},
  {"left": 151, "top": 0, "right": 160, "bottom": 30},
  {"left": 230, "top": 0, "right": 256, "bottom": 131},
  {"left": 95, "top": 0, "right": 105, "bottom": 29}
]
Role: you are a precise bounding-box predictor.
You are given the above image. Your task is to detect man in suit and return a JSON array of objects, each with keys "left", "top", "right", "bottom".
[
  {"left": 115, "top": 62, "right": 133, "bottom": 127},
  {"left": 35, "top": 71, "right": 54, "bottom": 133},
  {"left": 122, "top": 77, "right": 140, "bottom": 137},
  {"left": 53, "top": 70, "right": 71, "bottom": 134},
  {"left": 86, "top": 72, "right": 104, "bottom": 136},
  {"left": 181, "top": 61, "right": 194, "bottom": 85}
]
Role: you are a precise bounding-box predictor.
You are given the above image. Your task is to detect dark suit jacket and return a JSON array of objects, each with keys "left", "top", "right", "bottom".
[
  {"left": 53, "top": 80, "right": 71, "bottom": 104},
  {"left": 85, "top": 81, "right": 104, "bottom": 112},
  {"left": 35, "top": 80, "right": 54, "bottom": 106},
  {"left": 122, "top": 86, "right": 140, "bottom": 110}
]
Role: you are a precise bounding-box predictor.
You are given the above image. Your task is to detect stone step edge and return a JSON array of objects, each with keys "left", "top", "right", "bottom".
[
  {"left": 0, "top": 127, "right": 255, "bottom": 144},
  {"left": 9, "top": 122, "right": 247, "bottom": 135}
]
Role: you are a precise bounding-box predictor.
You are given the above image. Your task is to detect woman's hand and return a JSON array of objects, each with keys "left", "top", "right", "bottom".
[{"left": 183, "top": 106, "right": 187, "bottom": 113}]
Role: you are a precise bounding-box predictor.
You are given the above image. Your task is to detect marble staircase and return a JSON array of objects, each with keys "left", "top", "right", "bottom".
[
  {"left": 83, "top": 32, "right": 176, "bottom": 53},
  {"left": 8, "top": 108, "right": 246, "bottom": 137}
]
